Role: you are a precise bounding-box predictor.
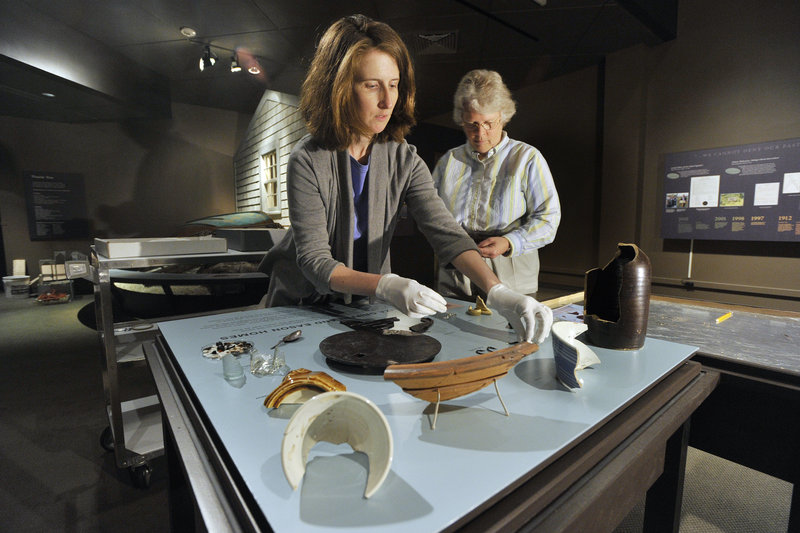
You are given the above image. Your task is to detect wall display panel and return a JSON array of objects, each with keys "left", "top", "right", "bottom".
[
  {"left": 660, "top": 138, "right": 800, "bottom": 241},
  {"left": 23, "top": 171, "right": 89, "bottom": 241}
]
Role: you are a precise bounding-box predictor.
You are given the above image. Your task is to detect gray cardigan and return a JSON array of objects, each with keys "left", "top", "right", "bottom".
[{"left": 259, "top": 135, "right": 477, "bottom": 306}]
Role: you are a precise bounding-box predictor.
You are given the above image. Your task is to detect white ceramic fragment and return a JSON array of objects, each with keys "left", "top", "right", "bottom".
[
  {"left": 552, "top": 321, "right": 601, "bottom": 389},
  {"left": 281, "top": 391, "right": 393, "bottom": 498}
]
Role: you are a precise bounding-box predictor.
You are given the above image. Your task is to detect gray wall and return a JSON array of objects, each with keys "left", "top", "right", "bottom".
[
  {"left": 599, "top": 0, "right": 800, "bottom": 310},
  {"left": 0, "top": 103, "right": 250, "bottom": 276},
  {"left": 509, "top": 66, "right": 601, "bottom": 280}
]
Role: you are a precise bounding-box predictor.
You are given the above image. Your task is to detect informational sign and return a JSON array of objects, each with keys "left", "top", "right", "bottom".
[
  {"left": 23, "top": 171, "right": 89, "bottom": 241},
  {"left": 661, "top": 138, "right": 800, "bottom": 241}
]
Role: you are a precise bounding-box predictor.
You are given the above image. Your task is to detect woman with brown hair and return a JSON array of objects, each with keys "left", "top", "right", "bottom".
[{"left": 259, "top": 14, "right": 552, "bottom": 344}]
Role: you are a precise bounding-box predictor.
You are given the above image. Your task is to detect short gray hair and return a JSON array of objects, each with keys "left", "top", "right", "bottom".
[{"left": 452, "top": 69, "right": 516, "bottom": 125}]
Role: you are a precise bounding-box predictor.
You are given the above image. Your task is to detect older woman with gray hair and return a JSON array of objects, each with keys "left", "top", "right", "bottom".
[{"left": 432, "top": 69, "right": 561, "bottom": 300}]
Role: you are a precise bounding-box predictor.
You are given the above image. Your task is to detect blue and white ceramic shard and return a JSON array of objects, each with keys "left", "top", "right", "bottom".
[{"left": 552, "top": 321, "right": 601, "bottom": 389}]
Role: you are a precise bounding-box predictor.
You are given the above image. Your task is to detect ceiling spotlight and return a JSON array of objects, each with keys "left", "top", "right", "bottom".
[
  {"left": 180, "top": 26, "right": 197, "bottom": 38},
  {"left": 248, "top": 64, "right": 261, "bottom": 75},
  {"left": 230, "top": 54, "right": 242, "bottom": 73},
  {"left": 199, "top": 45, "right": 217, "bottom": 71}
]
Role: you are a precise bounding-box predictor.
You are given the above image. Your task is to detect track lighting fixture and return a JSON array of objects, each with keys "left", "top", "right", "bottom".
[
  {"left": 199, "top": 45, "right": 217, "bottom": 71},
  {"left": 230, "top": 53, "right": 242, "bottom": 73},
  {"left": 190, "top": 40, "right": 260, "bottom": 75}
]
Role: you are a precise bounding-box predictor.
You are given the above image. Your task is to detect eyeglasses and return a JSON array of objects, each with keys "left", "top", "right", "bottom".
[{"left": 461, "top": 118, "right": 500, "bottom": 132}]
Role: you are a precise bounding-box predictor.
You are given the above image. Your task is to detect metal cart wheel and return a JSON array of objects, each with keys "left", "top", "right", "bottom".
[
  {"left": 100, "top": 426, "right": 114, "bottom": 451},
  {"left": 129, "top": 463, "right": 152, "bottom": 489}
]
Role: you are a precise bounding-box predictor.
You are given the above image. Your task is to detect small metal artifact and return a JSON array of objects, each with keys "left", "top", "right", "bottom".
[
  {"left": 409, "top": 317, "right": 433, "bottom": 333},
  {"left": 467, "top": 295, "right": 492, "bottom": 315},
  {"left": 271, "top": 329, "right": 302, "bottom": 349},
  {"left": 339, "top": 317, "right": 399, "bottom": 331}
]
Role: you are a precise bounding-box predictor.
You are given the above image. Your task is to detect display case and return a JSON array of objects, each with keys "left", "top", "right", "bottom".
[
  {"left": 147, "top": 301, "right": 719, "bottom": 532},
  {"left": 88, "top": 244, "right": 269, "bottom": 487}
]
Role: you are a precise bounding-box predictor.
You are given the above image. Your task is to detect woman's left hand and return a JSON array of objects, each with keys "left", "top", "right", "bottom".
[{"left": 477, "top": 237, "right": 511, "bottom": 259}]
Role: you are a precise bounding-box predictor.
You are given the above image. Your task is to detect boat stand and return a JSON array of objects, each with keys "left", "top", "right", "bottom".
[{"left": 430, "top": 379, "right": 510, "bottom": 430}]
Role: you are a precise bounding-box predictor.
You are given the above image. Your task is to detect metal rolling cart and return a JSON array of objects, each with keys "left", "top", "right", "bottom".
[{"left": 88, "top": 241, "right": 269, "bottom": 488}]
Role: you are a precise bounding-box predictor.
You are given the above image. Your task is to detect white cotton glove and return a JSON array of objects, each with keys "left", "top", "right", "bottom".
[
  {"left": 375, "top": 273, "right": 448, "bottom": 319},
  {"left": 486, "top": 283, "right": 553, "bottom": 345}
]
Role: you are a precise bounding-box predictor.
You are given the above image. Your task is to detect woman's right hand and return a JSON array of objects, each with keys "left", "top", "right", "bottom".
[
  {"left": 486, "top": 283, "right": 553, "bottom": 344},
  {"left": 375, "top": 274, "right": 448, "bottom": 318}
]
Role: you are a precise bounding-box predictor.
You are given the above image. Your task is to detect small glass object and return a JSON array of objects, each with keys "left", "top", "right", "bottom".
[
  {"left": 250, "top": 348, "right": 289, "bottom": 376},
  {"left": 221, "top": 353, "right": 245, "bottom": 385}
]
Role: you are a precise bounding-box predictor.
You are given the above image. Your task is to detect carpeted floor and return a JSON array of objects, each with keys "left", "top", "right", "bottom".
[
  {"left": 0, "top": 295, "right": 167, "bottom": 532},
  {"left": 615, "top": 448, "right": 792, "bottom": 532},
  {"left": 0, "top": 292, "right": 793, "bottom": 532}
]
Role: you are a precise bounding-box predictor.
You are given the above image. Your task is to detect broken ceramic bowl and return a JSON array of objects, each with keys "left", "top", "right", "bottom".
[
  {"left": 552, "top": 321, "right": 601, "bottom": 389},
  {"left": 264, "top": 369, "right": 345, "bottom": 408},
  {"left": 281, "top": 391, "right": 393, "bottom": 499}
]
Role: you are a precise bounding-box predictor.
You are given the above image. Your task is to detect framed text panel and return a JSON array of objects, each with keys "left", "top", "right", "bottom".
[
  {"left": 24, "top": 171, "right": 89, "bottom": 241},
  {"left": 661, "top": 138, "right": 800, "bottom": 241}
]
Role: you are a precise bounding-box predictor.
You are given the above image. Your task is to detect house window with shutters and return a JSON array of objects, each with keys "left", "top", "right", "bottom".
[{"left": 260, "top": 150, "right": 280, "bottom": 214}]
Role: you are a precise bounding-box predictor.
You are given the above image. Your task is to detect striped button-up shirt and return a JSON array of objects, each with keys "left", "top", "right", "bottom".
[{"left": 432, "top": 133, "right": 561, "bottom": 256}]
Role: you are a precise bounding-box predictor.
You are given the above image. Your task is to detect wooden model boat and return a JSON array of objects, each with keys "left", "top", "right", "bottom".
[{"left": 383, "top": 342, "right": 539, "bottom": 403}]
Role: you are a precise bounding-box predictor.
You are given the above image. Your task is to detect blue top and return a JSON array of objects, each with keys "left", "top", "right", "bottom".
[{"left": 350, "top": 155, "right": 370, "bottom": 272}]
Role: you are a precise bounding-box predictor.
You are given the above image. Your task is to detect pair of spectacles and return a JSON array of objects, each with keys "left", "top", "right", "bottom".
[{"left": 461, "top": 119, "right": 500, "bottom": 132}]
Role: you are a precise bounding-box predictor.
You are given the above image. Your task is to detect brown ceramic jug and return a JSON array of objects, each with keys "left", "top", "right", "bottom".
[{"left": 583, "top": 243, "right": 651, "bottom": 350}]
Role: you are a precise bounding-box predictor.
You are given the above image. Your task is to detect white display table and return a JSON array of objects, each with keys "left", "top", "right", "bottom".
[{"left": 148, "top": 300, "right": 718, "bottom": 532}]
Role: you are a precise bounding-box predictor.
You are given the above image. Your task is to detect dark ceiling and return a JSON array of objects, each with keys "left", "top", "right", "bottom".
[{"left": 0, "top": 0, "right": 676, "bottom": 123}]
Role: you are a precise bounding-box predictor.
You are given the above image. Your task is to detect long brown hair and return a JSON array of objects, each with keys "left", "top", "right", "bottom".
[{"left": 299, "top": 14, "right": 416, "bottom": 150}]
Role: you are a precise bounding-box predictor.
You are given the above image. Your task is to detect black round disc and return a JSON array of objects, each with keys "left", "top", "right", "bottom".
[{"left": 319, "top": 330, "right": 441, "bottom": 370}]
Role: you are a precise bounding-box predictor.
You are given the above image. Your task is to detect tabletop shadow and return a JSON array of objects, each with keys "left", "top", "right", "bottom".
[
  {"left": 297, "top": 453, "right": 432, "bottom": 527},
  {"left": 417, "top": 401, "right": 589, "bottom": 452}
]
